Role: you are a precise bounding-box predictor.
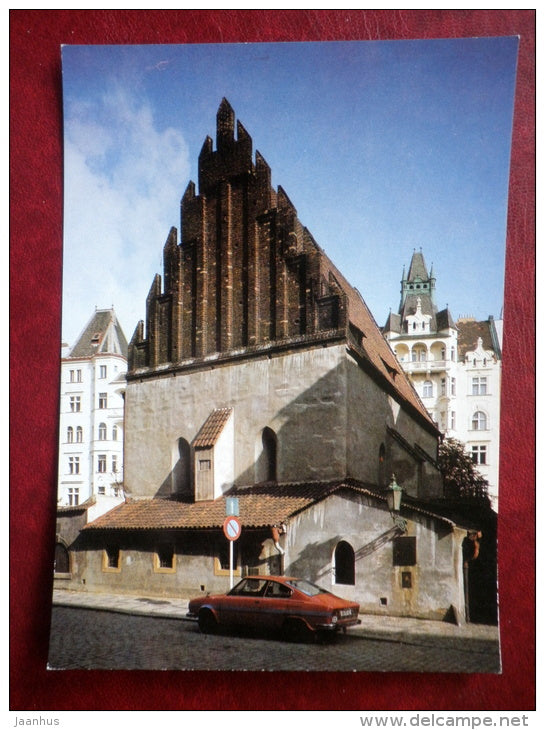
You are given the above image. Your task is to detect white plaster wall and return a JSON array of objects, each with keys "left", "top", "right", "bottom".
[{"left": 213, "top": 410, "right": 235, "bottom": 497}]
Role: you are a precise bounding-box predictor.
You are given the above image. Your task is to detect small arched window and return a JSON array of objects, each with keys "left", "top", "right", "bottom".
[
  {"left": 334, "top": 541, "right": 355, "bottom": 585},
  {"left": 98, "top": 423, "right": 107, "bottom": 440},
  {"left": 472, "top": 411, "right": 488, "bottom": 431},
  {"left": 67, "top": 426, "right": 73, "bottom": 443},
  {"left": 262, "top": 427, "right": 277, "bottom": 482},
  {"left": 76, "top": 426, "right": 83, "bottom": 443},
  {"left": 378, "top": 443, "right": 386, "bottom": 488},
  {"left": 112, "top": 425, "right": 118, "bottom": 441}
]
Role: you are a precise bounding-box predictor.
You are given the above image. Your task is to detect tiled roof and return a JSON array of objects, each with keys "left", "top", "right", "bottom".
[
  {"left": 407, "top": 251, "right": 429, "bottom": 282},
  {"left": 193, "top": 408, "right": 233, "bottom": 448},
  {"left": 83, "top": 479, "right": 457, "bottom": 531},
  {"left": 457, "top": 318, "right": 501, "bottom": 359},
  {"left": 322, "top": 254, "right": 435, "bottom": 429},
  {"left": 68, "top": 308, "right": 128, "bottom": 359}
]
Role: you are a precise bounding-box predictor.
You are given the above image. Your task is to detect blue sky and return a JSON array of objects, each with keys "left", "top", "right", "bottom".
[{"left": 61, "top": 38, "right": 518, "bottom": 347}]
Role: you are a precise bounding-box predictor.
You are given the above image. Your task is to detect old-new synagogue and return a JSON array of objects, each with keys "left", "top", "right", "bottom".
[{"left": 59, "top": 100, "right": 493, "bottom": 623}]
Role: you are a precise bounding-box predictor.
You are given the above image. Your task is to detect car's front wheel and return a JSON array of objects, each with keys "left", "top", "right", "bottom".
[{"left": 198, "top": 608, "right": 218, "bottom": 634}]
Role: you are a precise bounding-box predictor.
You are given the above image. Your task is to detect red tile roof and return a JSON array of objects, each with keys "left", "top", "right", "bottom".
[
  {"left": 193, "top": 408, "right": 233, "bottom": 448},
  {"left": 83, "top": 480, "right": 456, "bottom": 531},
  {"left": 322, "top": 253, "right": 435, "bottom": 429}
]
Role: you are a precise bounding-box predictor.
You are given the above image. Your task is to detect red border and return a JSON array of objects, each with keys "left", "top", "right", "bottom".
[{"left": 10, "top": 10, "right": 535, "bottom": 711}]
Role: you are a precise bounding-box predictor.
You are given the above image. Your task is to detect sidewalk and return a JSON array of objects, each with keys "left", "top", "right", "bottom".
[{"left": 52, "top": 589, "right": 499, "bottom": 649}]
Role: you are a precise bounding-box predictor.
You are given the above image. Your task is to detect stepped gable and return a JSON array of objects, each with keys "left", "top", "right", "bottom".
[{"left": 128, "top": 99, "right": 436, "bottom": 431}]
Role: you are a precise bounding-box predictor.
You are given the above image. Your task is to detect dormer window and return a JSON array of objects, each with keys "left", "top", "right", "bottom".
[
  {"left": 193, "top": 408, "right": 234, "bottom": 501},
  {"left": 91, "top": 333, "right": 100, "bottom": 344}
]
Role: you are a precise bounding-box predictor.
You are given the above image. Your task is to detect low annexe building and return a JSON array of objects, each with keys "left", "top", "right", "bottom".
[{"left": 76, "top": 479, "right": 468, "bottom": 622}]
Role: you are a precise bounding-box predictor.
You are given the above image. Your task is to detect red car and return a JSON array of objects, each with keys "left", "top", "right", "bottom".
[{"left": 187, "top": 575, "right": 361, "bottom": 640}]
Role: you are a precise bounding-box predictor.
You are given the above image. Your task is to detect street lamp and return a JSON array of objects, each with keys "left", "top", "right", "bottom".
[{"left": 387, "top": 474, "right": 407, "bottom": 532}]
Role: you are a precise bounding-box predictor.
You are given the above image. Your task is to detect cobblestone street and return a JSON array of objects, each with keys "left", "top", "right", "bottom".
[{"left": 48, "top": 606, "right": 500, "bottom": 673}]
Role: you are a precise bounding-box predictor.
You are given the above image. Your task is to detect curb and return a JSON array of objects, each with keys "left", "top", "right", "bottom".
[{"left": 52, "top": 594, "right": 499, "bottom": 650}]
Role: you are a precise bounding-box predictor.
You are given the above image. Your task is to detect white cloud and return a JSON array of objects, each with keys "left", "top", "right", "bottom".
[{"left": 62, "top": 86, "right": 190, "bottom": 347}]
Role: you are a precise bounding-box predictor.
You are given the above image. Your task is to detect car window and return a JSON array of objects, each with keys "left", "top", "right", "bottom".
[
  {"left": 285, "top": 579, "right": 331, "bottom": 597},
  {"left": 229, "top": 578, "right": 267, "bottom": 596},
  {"left": 265, "top": 581, "right": 292, "bottom": 598}
]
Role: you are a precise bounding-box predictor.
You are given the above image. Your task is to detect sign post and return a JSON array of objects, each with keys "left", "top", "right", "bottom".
[{"left": 222, "top": 515, "right": 242, "bottom": 589}]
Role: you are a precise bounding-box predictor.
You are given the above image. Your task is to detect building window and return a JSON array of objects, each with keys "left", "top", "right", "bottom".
[
  {"left": 103, "top": 546, "right": 121, "bottom": 572},
  {"left": 67, "top": 426, "right": 74, "bottom": 443},
  {"left": 112, "top": 425, "right": 118, "bottom": 441},
  {"left": 472, "top": 411, "right": 488, "bottom": 431},
  {"left": 98, "top": 486, "right": 106, "bottom": 495},
  {"left": 54, "top": 543, "right": 70, "bottom": 574},
  {"left": 451, "top": 377, "right": 456, "bottom": 396},
  {"left": 334, "top": 541, "right": 355, "bottom": 585},
  {"left": 112, "top": 455, "right": 118, "bottom": 473},
  {"left": 68, "top": 456, "right": 80, "bottom": 475},
  {"left": 153, "top": 544, "right": 176, "bottom": 573},
  {"left": 67, "top": 486, "right": 79, "bottom": 506},
  {"left": 198, "top": 459, "right": 211, "bottom": 471},
  {"left": 97, "top": 454, "right": 107, "bottom": 473},
  {"left": 76, "top": 426, "right": 83, "bottom": 443},
  {"left": 471, "top": 445, "right": 487, "bottom": 465},
  {"left": 99, "top": 365, "right": 107, "bottom": 379},
  {"left": 70, "top": 395, "right": 81, "bottom": 412},
  {"left": 450, "top": 347, "right": 455, "bottom": 361},
  {"left": 450, "top": 411, "right": 456, "bottom": 430},
  {"left": 378, "top": 443, "right": 386, "bottom": 488},
  {"left": 393, "top": 536, "right": 417, "bottom": 566},
  {"left": 98, "top": 392, "right": 107, "bottom": 409},
  {"left": 262, "top": 427, "right": 277, "bottom": 482},
  {"left": 423, "top": 380, "right": 433, "bottom": 398},
  {"left": 98, "top": 422, "right": 107, "bottom": 440},
  {"left": 440, "top": 378, "right": 446, "bottom": 396},
  {"left": 214, "top": 542, "right": 240, "bottom": 576},
  {"left": 69, "top": 370, "right": 75, "bottom": 383},
  {"left": 77, "top": 369, "right": 82, "bottom": 382},
  {"left": 472, "top": 377, "right": 488, "bottom": 395}
]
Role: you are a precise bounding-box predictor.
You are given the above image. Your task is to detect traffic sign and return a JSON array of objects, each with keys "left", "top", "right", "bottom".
[
  {"left": 226, "top": 497, "right": 239, "bottom": 516},
  {"left": 223, "top": 515, "right": 242, "bottom": 542}
]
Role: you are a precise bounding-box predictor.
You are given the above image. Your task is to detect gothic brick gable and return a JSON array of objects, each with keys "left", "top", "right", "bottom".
[{"left": 128, "top": 99, "right": 436, "bottom": 434}]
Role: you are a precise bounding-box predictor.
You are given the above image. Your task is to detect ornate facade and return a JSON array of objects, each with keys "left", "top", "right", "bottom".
[{"left": 383, "top": 251, "right": 502, "bottom": 509}]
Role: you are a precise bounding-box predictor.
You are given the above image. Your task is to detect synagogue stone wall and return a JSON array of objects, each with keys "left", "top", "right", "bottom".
[{"left": 124, "top": 343, "right": 350, "bottom": 498}]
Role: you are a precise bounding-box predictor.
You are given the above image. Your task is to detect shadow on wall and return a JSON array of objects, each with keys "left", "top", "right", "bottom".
[
  {"left": 286, "top": 537, "right": 340, "bottom": 584},
  {"left": 149, "top": 358, "right": 436, "bottom": 500}
]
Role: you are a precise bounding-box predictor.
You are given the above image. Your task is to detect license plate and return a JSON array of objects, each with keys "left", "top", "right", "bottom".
[{"left": 339, "top": 609, "right": 353, "bottom": 617}]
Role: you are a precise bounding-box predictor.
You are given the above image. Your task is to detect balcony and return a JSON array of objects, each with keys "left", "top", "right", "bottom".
[{"left": 400, "top": 359, "right": 450, "bottom": 374}]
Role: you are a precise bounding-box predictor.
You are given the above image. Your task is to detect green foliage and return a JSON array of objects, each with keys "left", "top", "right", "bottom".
[{"left": 438, "top": 437, "right": 489, "bottom": 500}]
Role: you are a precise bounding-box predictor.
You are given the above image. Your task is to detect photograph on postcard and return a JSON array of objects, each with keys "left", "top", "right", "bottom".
[{"left": 48, "top": 38, "right": 518, "bottom": 671}]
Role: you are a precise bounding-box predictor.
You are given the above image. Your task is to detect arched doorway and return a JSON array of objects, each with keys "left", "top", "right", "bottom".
[{"left": 54, "top": 542, "right": 70, "bottom": 574}]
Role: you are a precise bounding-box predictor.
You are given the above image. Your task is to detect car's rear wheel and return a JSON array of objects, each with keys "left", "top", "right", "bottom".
[
  {"left": 282, "top": 617, "right": 315, "bottom": 643},
  {"left": 198, "top": 608, "right": 218, "bottom": 634}
]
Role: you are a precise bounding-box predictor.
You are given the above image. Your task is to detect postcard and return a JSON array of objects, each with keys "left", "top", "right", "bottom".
[{"left": 48, "top": 38, "right": 518, "bottom": 672}]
